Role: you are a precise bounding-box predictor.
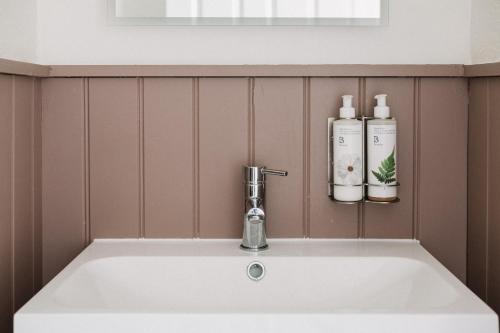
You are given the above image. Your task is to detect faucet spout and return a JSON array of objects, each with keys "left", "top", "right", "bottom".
[{"left": 241, "top": 210, "right": 267, "bottom": 250}]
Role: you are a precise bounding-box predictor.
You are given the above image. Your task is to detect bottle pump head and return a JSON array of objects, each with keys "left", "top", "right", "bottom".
[
  {"left": 340, "top": 95, "right": 355, "bottom": 119},
  {"left": 374, "top": 94, "right": 390, "bottom": 119}
]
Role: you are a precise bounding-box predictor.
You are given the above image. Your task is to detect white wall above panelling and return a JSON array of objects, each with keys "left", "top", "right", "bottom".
[
  {"left": 471, "top": 0, "right": 500, "bottom": 64},
  {"left": 0, "top": 0, "right": 37, "bottom": 63},
  {"left": 34, "top": 0, "right": 472, "bottom": 65}
]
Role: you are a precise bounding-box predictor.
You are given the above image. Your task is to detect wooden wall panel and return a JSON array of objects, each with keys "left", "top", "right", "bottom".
[
  {"left": 487, "top": 78, "right": 500, "bottom": 312},
  {"left": 363, "top": 78, "right": 415, "bottom": 239},
  {"left": 33, "top": 79, "right": 43, "bottom": 292},
  {"left": 89, "top": 78, "right": 140, "bottom": 239},
  {"left": 253, "top": 78, "right": 305, "bottom": 237},
  {"left": 41, "top": 78, "right": 86, "bottom": 283},
  {"left": 467, "top": 78, "right": 489, "bottom": 300},
  {"left": 144, "top": 78, "right": 194, "bottom": 237},
  {"left": 198, "top": 78, "right": 249, "bottom": 238},
  {"left": 419, "top": 78, "right": 468, "bottom": 281},
  {"left": 12, "top": 76, "right": 35, "bottom": 310},
  {"left": 0, "top": 74, "right": 40, "bottom": 333},
  {"left": 0, "top": 74, "right": 13, "bottom": 333},
  {"left": 468, "top": 76, "right": 500, "bottom": 314},
  {"left": 309, "top": 78, "right": 359, "bottom": 238}
]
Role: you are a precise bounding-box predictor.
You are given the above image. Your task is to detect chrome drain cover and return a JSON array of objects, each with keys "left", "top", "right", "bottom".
[{"left": 247, "top": 261, "right": 265, "bottom": 281}]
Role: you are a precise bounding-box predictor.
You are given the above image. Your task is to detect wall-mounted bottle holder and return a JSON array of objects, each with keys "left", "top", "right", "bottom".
[{"left": 328, "top": 116, "right": 400, "bottom": 205}]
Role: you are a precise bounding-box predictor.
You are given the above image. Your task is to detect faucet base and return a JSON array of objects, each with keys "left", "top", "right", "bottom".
[{"left": 240, "top": 244, "right": 269, "bottom": 252}]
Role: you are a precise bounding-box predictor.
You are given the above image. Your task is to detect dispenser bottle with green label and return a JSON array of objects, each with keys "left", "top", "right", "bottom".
[
  {"left": 333, "top": 95, "right": 363, "bottom": 202},
  {"left": 367, "top": 94, "right": 397, "bottom": 201}
]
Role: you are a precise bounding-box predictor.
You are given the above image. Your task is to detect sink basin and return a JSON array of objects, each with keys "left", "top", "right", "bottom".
[{"left": 15, "top": 239, "right": 498, "bottom": 333}]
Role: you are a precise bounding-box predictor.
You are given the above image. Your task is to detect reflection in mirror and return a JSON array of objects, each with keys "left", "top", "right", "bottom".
[{"left": 109, "top": 0, "right": 388, "bottom": 25}]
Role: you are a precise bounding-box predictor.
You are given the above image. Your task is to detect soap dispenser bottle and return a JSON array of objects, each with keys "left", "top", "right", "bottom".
[
  {"left": 367, "top": 94, "right": 397, "bottom": 202},
  {"left": 333, "top": 95, "right": 363, "bottom": 202}
]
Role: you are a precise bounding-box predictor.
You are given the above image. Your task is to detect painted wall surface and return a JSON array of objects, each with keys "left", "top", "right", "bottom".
[
  {"left": 7, "top": 1, "right": 500, "bottom": 65},
  {"left": 35, "top": 0, "right": 472, "bottom": 65},
  {"left": 0, "top": 0, "right": 37, "bottom": 62},
  {"left": 471, "top": 0, "right": 500, "bottom": 64}
]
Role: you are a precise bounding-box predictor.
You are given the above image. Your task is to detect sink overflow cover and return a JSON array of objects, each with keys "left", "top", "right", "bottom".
[{"left": 247, "top": 261, "right": 265, "bottom": 281}]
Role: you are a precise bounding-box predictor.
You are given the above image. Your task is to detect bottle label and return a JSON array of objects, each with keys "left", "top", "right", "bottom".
[
  {"left": 367, "top": 124, "right": 397, "bottom": 185},
  {"left": 333, "top": 123, "right": 363, "bottom": 186}
]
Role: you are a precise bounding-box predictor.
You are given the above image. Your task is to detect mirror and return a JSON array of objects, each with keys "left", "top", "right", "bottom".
[{"left": 108, "top": 0, "right": 388, "bottom": 26}]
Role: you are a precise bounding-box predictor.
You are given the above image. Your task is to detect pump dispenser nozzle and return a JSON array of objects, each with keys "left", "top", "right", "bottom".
[
  {"left": 375, "top": 94, "right": 387, "bottom": 106},
  {"left": 340, "top": 95, "right": 355, "bottom": 119},
  {"left": 374, "top": 94, "right": 390, "bottom": 119}
]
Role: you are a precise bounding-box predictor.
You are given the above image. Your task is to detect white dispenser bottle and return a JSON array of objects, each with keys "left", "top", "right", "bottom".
[
  {"left": 367, "top": 94, "right": 397, "bottom": 201},
  {"left": 333, "top": 95, "right": 363, "bottom": 202}
]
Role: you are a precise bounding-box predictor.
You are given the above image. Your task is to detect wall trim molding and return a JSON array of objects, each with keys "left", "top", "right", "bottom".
[
  {"left": 0, "top": 59, "right": 50, "bottom": 77},
  {"left": 465, "top": 62, "right": 500, "bottom": 77},
  {"left": 47, "top": 64, "right": 465, "bottom": 78},
  {"left": 2, "top": 58, "right": 500, "bottom": 79},
  {"left": 0, "top": 59, "right": 467, "bottom": 78}
]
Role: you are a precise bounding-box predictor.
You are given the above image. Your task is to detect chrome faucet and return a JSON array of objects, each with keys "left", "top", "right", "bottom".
[{"left": 241, "top": 166, "right": 288, "bottom": 251}]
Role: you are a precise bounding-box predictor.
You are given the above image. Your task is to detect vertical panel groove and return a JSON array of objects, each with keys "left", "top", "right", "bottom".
[
  {"left": 36, "top": 77, "right": 42, "bottom": 289},
  {"left": 303, "top": 77, "right": 311, "bottom": 237},
  {"left": 10, "top": 76, "right": 16, "bottom": 315},
  {"left": 138, "top": 78, "right": 145, "bottom": 238},
  {"left": 31, "top": 78, "right": 37, "bottom": 294},
  {"left": 84, "top": 78, "right": 90, "bottom": 244},
  {"left": 193, "top": 78, "right": 200, "bottom": 238},
  {"left": 248, "top": 78, "right": 255, "bottom": 165},
  {"left": 413, "top": 78, "right": 421, "bottom": 240},
  {"left": 357, "top": 78, "right": 366, "bottom": 238},
  {"left": 32, "top": 78, "right": 39, "bottom": 291},
  {"left": 485, "top": 78, "right": 490, "bottom": 302},
  {"left": 247, "top": 78, "right": 251, "bottom": 164}
]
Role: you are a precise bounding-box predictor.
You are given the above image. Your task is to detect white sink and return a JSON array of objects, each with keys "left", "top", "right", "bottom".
[{"left": 15, "top": 239, "right": 498, "bottom": 333}]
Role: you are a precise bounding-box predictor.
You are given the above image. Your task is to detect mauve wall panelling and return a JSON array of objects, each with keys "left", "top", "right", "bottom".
[
  {"left": 0, "top": 75, "right": 14, "bottom": 333},
  {"left": 144, "top": 78, "right": 194, "bottom": 237},
  {"left": 469, "top": 77, "right": 500, "bottom": 314},
  {"left": 468, "top": 78, "right": 489, "bottom": 301},
  {"left": 12, "top": 76, "right": 35, "bottom": 311},
  {"left": 363, "top": 78, "right": 415, "bottom": 239},
  {"left": 309, "top": 78, "right": 359, "bottom": 238},
  {"left": 419, "top": 78, "right": 468, "bottom": 281},
  {"left": 41, "top": 78, "right": 86, "bottom": 283},
  {"left": 0, "top": 74, "right": 41, "bottom": 333},
  {"left": 199, "top": 78, "right": 249, "bottom": 238},
  {"left": 89, "top": 78, "right": 141, "bottom": 238},
  {"left": 33, "top": 79, "right": 42, "bottom": 292},
  {"left": 467, "top": 77, "right": 500, "bottom": 312},
  {"left": 487, "top": 78, "right": 500, "bottom": 313},
  {"left": 38, "top": 76, "right": 469, "bottom": 288},
  {"left": 254, "top": 78, "right": 304, "bottom": 237}
]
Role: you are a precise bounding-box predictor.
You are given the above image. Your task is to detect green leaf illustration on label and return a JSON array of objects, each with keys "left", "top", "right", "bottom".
[{"left": 371, "top": 148, "right": 396, "bottom": 184}]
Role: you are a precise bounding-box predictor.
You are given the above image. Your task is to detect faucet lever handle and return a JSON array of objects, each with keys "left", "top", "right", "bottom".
[{"left": 261, "top": 168, "right": 288, "bottom": 177}]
